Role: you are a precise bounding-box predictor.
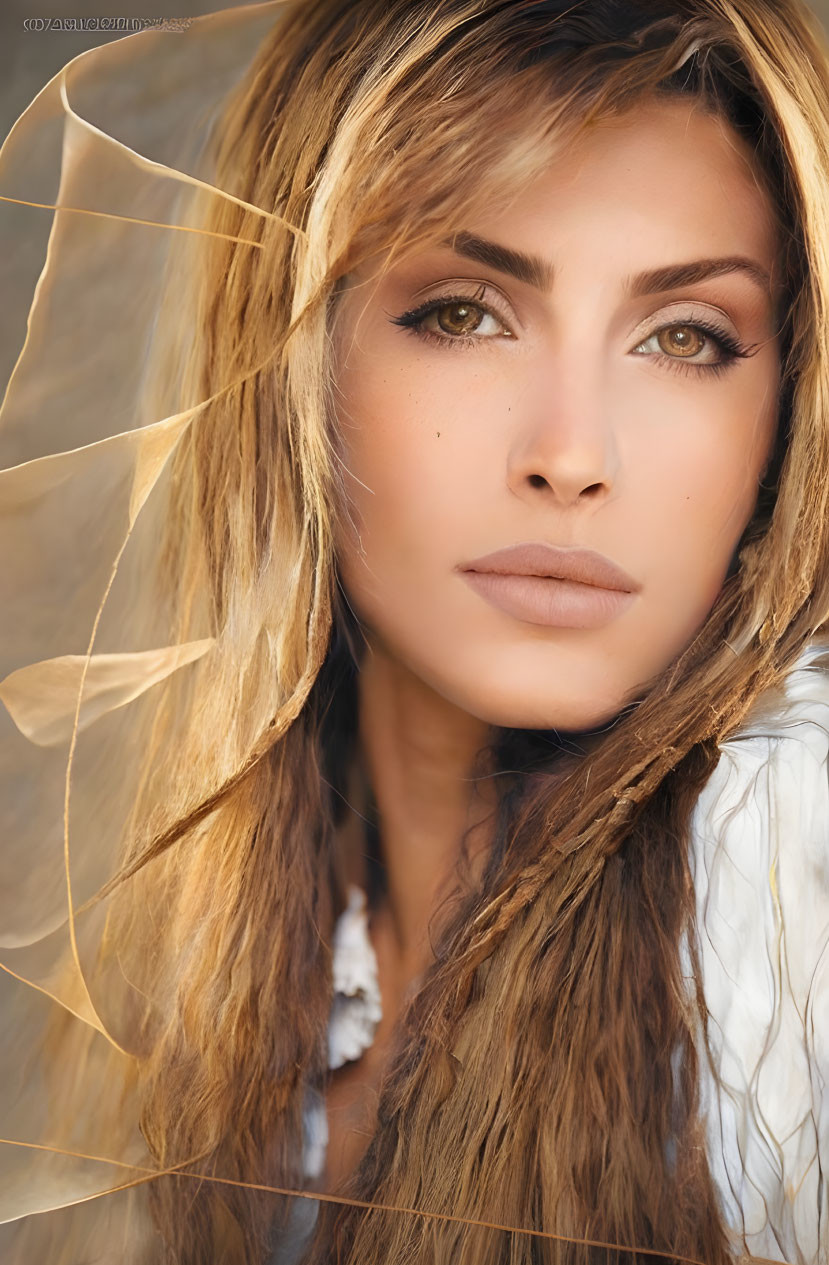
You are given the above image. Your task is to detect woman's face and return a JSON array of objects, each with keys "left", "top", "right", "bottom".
[{"left": 332, "top": 95, "right": 783, "bottom": 730}]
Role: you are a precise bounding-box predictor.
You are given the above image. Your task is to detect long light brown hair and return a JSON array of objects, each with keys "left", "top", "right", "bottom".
[{"left": 81, "top": 1, "right": 829, "bottom": 1261}]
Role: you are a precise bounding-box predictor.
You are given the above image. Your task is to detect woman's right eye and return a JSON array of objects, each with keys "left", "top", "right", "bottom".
[{"left": 390, "top": 295, "right": 514, "bottom": 345}]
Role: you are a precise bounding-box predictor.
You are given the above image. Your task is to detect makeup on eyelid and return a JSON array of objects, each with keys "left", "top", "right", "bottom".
[{"left": 389, "top": 287, "right": 757, "bottom": 376}]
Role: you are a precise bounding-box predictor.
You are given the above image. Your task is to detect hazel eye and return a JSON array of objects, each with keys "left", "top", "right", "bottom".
[
  {"left": 434, "top": 301, "right": 486, "bottom": 335},
  {"left": 655, "top": 325, "right": 706, "bottom": 357},
  {"left": 633, "top": 321, "right": 732, "bottom": 365},
  {"left": 420, "top": 299, "right": 506, "bottom": 338},
  {"left": 629, "top": 316, "right": 755, "bottom": 378},
  {"left": 390, "top": 290, "right": 514, "bottom": 345}
]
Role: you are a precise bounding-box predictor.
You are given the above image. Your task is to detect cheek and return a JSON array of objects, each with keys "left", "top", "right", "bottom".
[
  {"left": 335, "top": 352, "right": 505, "bottom": 556},
  {"left": 621, "top": 364, "right": 779, "bottom": 610}
]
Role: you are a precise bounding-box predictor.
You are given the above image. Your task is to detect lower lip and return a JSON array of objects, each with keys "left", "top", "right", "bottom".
[{"left": 459, "top": 570, "right": 636, "bottom": 629}]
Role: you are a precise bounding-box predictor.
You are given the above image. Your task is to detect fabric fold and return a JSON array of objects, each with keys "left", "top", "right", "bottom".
[{"left": 0, "top": 639, "right": 215, "bottom": 747}]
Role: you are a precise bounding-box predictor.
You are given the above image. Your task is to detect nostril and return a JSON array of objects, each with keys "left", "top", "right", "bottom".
[{"left": 526, "top": 474, "right": 606, "bottom": 496}]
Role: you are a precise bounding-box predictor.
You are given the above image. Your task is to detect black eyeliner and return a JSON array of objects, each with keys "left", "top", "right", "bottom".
[{"left": 390, "top": 296, "right": 757, "bottom": 377}]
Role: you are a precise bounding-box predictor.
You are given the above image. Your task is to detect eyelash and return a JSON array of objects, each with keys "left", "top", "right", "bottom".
[{"left": 390, "top": 294, "right": 755, "bottom": 378}]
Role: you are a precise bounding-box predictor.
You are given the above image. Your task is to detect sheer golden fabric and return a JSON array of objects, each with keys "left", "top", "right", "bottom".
[{"left": 0, "top": 5, "right": 295, "bottom": 1256}]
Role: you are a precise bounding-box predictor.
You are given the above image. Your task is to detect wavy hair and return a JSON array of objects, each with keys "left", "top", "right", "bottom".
[{"left": 73, "top": 1, "right": 829, "bottom": 1262}]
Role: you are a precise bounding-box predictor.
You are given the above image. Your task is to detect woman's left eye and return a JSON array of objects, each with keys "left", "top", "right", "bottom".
[{"left": 631, "top": 321, "right": 750, "bottom": 374}]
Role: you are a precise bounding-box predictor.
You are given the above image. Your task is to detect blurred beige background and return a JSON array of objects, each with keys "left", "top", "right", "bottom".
[{"left": 0, "top": 0, "right": 254, "bottom": 140}]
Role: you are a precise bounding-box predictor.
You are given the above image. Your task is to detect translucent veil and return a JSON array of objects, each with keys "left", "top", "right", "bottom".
[
  {"left": 2, "top": 4, "right": 828, "bottom": 1263},
  {"left": 0, "top": 3, "right": 317, "bottom": 1256}
]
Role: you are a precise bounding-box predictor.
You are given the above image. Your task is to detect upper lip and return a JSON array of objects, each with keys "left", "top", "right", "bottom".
[{"left": 457, "top": 541, "right": 640, "bottom": 593}]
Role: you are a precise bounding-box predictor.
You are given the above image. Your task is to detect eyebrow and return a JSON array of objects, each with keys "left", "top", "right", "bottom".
[
  {"left": 446, "top": 231, "right": 773, "bottom": 300},
  {"left": 447, "top": 231, "right": 554, "bottom": 290}
]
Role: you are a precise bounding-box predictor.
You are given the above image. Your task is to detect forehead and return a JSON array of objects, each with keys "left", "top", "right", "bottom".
[{"left": 469, "top": 94, "right": 781, "bottom": 283}]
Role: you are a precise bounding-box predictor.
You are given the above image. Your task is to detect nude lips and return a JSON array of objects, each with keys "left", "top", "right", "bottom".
[{"left": 456, "top": 541, "right": 639, "bottom": 630}]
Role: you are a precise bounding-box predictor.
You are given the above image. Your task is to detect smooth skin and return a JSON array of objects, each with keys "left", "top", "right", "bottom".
[{"left": 321, "top": 94, "right": 783, "bottom": 1189}]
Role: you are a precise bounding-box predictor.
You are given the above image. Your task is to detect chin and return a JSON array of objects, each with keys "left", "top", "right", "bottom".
[{"left": 447, "top": 676, "right": 635, "bottom": 735}]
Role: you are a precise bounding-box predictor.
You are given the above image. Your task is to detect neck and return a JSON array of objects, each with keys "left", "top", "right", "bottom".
[{"left": 344, "top": 636, "right": 498, "bottom": 978}]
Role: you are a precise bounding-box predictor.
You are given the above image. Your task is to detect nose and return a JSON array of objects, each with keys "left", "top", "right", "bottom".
[{"left": 506, "top": 356, "right": 620, "bottom": 509}]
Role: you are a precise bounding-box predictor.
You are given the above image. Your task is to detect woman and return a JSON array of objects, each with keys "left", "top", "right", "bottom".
[{"left": 0, "top": 0, "right": 828, "bottom": 1261}]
